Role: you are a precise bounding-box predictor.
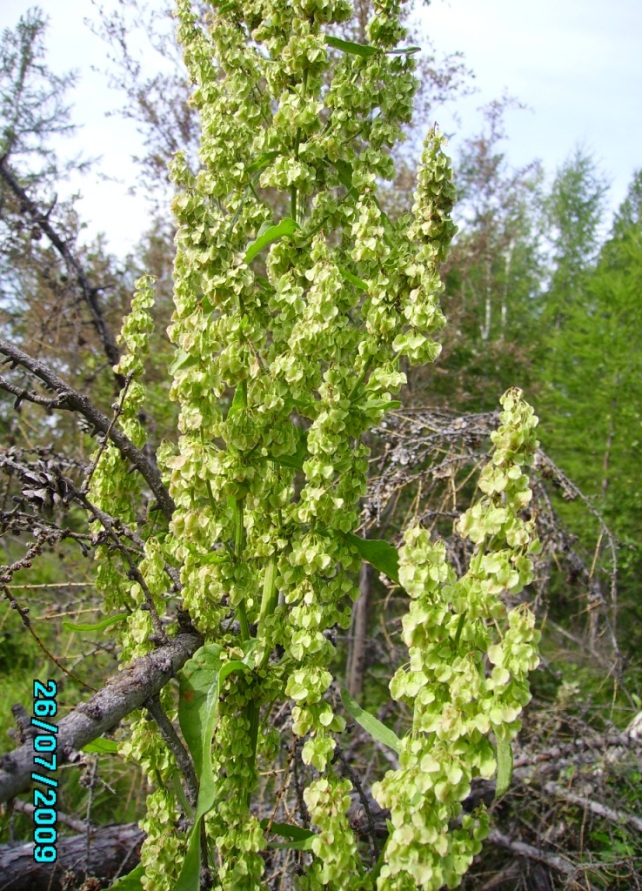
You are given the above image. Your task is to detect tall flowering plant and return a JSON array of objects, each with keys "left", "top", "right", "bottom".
[{"left": 91, "top": 1, "right": 541, "bottom": 888}]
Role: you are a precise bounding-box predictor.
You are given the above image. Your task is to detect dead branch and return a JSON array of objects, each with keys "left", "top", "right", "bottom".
[
  {"left": 486, "top": 828, "right": 577, "bottom": 880},
  {"left": 543, "top": 781, "right": 642, "bottom": 834},
  {"left": 0, "top": 338, "right": 175, "bottom": 521},
  {"left": 0, "top": 628, "right": 202, "bottom": 804},
  {"left": 0, "top": 156, "right": 124, "bottom": 388}
]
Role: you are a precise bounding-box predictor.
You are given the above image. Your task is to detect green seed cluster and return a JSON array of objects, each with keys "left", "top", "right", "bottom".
[
  {"left": 372, "top": 389, "right": 541, "bottom": 891},
  {"left": 86, "top": 1, "right": 541, "bottom": 888}
]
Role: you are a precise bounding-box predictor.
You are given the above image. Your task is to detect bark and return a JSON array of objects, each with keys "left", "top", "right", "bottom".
[
  {"left": 0, "top": 822, "right": 143, "bottom": 891},
  {"left": 0, "top": 630, "right": 202, "bottom": 804},
  {"left": 346, "top": 558, "right": 372, "bottom": 699}
]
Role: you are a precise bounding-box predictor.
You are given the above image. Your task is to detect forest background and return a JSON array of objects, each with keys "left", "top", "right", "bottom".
[{"left": 0, "top": 0, "right": 641, "bottom": 889}]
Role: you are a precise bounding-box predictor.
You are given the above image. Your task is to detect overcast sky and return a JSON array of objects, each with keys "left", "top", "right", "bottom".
[{"left": 2, "top": 0, "right": 641, "bottom": 256}]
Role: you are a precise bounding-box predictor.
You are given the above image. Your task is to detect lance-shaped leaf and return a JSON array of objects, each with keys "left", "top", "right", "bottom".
[
  {"left": 362, "top": 398, "right": 402, "bottom": 414},
  {"left": 176, "top": 645, "right": 250, "bottom": 891},
  {"left": 244, "top": 217, "right": 300, "bottom": 264},
  {"left": 82, "top": 737, "right": 119, "bottom": 755},
  {"left": 198, "top": 550, "right": 230, "bottom": 566},
  {"left": 338, "top": 265, "right": 369, "bottom": 292},
  {"left": 387, "top": 46, "right": 421, "bottom": 55},
  {"left": 168, "top": 348, "right": 199, "bottom": 376},
  {"left": 246, "top": 150, "right": 279, "bottom": 175},
  {"left": 62, "top": 612, "right": 128, "bottom": 633},
  {"left": 109, "top": 864, "right": 144, "bottom": 890},
  {"left": 494, "top": 735, "right": 513, "bottom": 799},
  {"left": 227, "top": 381, "right": 247, "bottom": 417},
  {"left": 334, "top": 158, "right": 356, "bottom": 195},
  {"left": 325, "top": 35, "right": 377, "bottom": 58},
  {"left": 325, "top": 36, "right": 420, "bottom": 58},
  {"left": 341, "top": 688, "right": 401, "bottom": 753},
  {"left": 345, "top": 532, "right": 400, "bottom": 584},
  {"left": 261, "top": 820, "right": 315, "bottom": 850}
]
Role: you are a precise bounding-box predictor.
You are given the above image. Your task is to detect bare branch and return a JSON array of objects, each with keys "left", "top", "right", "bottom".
[
  {"left": 486, "top": 828, "right": 578, "bottom": 879},
  {"left": 145, "top": 694, "right": 198, "bottom": 807},
  {"left": 543, "top": 781, "right": 642, "bottom": 834},
  {"left": 11, "top": 797, "right": 88, "bottom": 833},
  {"left": 0, "top": 156, "right": 124, "bottom": 386},
  {"left": 0, "top": 338, "right": 175, "bottom": 521},
  {"left": 0, "top": 628, "right": 202, "bottom": 804}
]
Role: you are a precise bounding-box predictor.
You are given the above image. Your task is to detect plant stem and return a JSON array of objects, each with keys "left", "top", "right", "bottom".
[
  {"left": 290, "top": 184, "right": 297, "bottom": 222},
  {"left": 233, "top": 496, "right": 251, "bottom": 641},
  {"left": 258, "top": 555, "right": 278, "bottom": 668}
]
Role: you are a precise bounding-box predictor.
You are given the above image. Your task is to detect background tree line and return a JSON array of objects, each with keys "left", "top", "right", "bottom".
[{"left": 0, "top": 2, "right": 641, "bottom": 889}]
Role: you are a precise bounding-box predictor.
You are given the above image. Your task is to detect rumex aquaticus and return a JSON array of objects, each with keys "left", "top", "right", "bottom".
[{"left": 88, "top": 1, "right": 541, "bottom": 888}]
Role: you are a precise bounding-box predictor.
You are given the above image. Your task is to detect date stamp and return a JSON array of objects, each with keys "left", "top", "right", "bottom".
[{"left": 31, "top": 680, "right": 58, "bottom": 863}]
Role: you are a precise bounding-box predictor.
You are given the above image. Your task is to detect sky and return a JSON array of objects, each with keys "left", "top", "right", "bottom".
[{"left": 1, "top": 0, "right": 641, "bottom": 257}]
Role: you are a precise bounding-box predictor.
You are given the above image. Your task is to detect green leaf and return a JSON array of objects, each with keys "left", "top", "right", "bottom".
[
  {"left": 242, "top": 637, "right": 259, "bottom": 666},
  {"left": 334, "top": 159, "right": 354, "bottom": 191},
  {"left": 363, "top": 398, "right": 402, "bottom": 413},
  {"left": 227, "top": 382, "right": 247, "bottom": 418},
  {"left": 261, "top": 820, "right": 315, "bottom": 850},
  {"left": 387, "top": 46, "right": 421, "bottom": 55},
  {"left": 338, "top": 265, "right": 369, "bottom": 292},
  {"left": 244, "top": 218, "right": 300, "bottom": 265},
  {"left": 176, "top": 645, "right": 250, "bottom": 891},
  {"left": 179, "top": 646, "right": 249, "bottom": 808},
  {"left": 175, "top": 827, "right": 202, "bottom": 891},
  {"left": 345, "top": 532, "right": 400, "bottom": 583},
  {"left": 260, "top": 820, "right": 315, "bottom": 843},
  {"left": 269, "top": 838, "right": 316, "bottom": 851},
  {"left": 198, "top": 551, "right": 229, "bottom": 565},
  {"left": 283, "top": 396, "right": 316, "bottom": 416},
  {"left": 341, "top": 688, "right": 401, "bottom": 753},
  {"left": 495, "top": 736, "right": 513, "bottom": 799},
  {"left": 255, "top": 275, "right": 273, "bottom": 291},
  {"left": 62, "top": 613, "right": 127, "bottom": 633},
  {"left": 325, "top": 35, "right": 377, "bottom": 58},
  {"left": 82, "top": 737, "right": 119, "bottom": 755},
  {"left": 247, "top": 150, "right": 279, "bottom": 175},
  {"left": 109, "top": 864, "right": 144, "bottom": 889},
  {"left": 168, "top": 348, "right": 199, "bottom": 376}
]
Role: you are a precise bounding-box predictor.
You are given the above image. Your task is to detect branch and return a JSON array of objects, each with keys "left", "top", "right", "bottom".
[
  {"left": 543, "top": 781, "right": 642, "bottom": 834},
  {"left": 0, "top": 156, "right": 124, "bottom": 388},
  {"left": 145, "top": 695, "right": 198, "bottom": 807},
  {"left": 0, "top": 338, "right": 175, "bottom": 521},
  {"left": 487, "top": 829, "right": 577, "bottom": 879},
  {"left": 0, "top": 629, "right": 202, "bottom": 804},
  {"left": 0, "top": 821, "right": 143, "bottom": 891},
  {"left": 11, "top": 797, "right": 88, "bottom": 833}
]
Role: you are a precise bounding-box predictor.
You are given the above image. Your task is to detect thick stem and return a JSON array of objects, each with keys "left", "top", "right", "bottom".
[
  {"left": 258, "top": 555, "right": 278, "bottom": 669},
  {"left": 258, "top": 555, "right": 278, "bottom": 626},
  {"left": 290, "top": 184, "right": 298, "bottom": 222},
  {"left": 246, "top": 698, "right": 260, "bottom": 809},
  {"left": 232, "top": 492, "right": 257, "bottom": 808}
]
